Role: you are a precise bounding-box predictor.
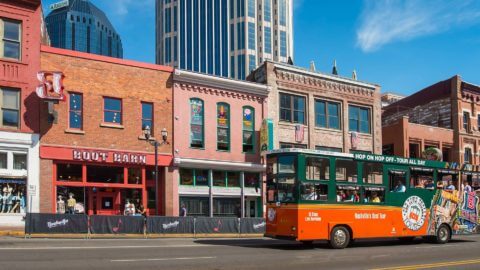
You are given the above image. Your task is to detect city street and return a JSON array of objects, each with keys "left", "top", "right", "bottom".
[{"left": 1, "top": 235, "right": 480, "bottom": 270}]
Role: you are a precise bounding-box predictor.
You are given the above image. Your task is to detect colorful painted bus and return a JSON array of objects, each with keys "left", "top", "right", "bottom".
[{"left": 265, "top": 149, "right": 480, "bottom": 249}]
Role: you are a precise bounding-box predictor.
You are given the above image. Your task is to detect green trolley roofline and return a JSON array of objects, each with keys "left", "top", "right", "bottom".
[{"left": 267, "top": 148, "right": 450, "bottom": 169}]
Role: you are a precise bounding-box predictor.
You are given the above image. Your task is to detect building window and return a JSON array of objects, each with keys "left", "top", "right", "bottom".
[
  {"left": 0, "top": 152, "right": 6, "bottom": 169},
  {"left": 103, "top": 97, "right": 122, "bottom": 124},
  {"left": 227, "top": 171, "right": 240, "bottom": 187},
  {"left": 13, "top": 153, "right": 27, "bottom": 170},
  {"left": 264, "top": 27, "right": 271, "bottom": 54},
  {"left": 180, "top": 196, "right": 209, "bottom": 216},
  {"left": 349, "top": 105, "right": 370, "bottom": 134},
  {"left": 141, "top": 102, "right": 153, "bottom": 132},
  {"left": 383, "top": 144, "right": 394, "bottom": 156},
  {"left": 179, "top": 168, "right": 209, "bottom": 186},
  {"left": 463, "top": 112, "right": 470, "bottom": 131},
  {"left": 280, "top": 142, "right": 307, "bottom": 149},
  {"left": 244, "top": 173, "right": 260, "bottom": 188},
  {"left": 69, "top": 93, "right": 83, "bottom": 130},
  {"left": 1, "top": 88, "right": 20, "bottom": 128},
  {"left": 315, "top": 100, "right": 340, "bottom": 129},
  {"left": 279, "top": 0, "right": 287, "bottom": 26},
  {"left": 213, "top": 198, "right": 240, "bottom": 217},
  {"left": 279, "top": 93, "right": 305, "bottom": 124},
  {"left": 190, "top": 98, "right": 204, "bottom": 148},
  {"left": 57, "top": 163, "right": 83, "bottom": 182},
  {"left": 465, "top": 148, "right": 472, "bottom": 164},
  {"left": 217, "top": 103, "right": 230, "bottom": 151},
  {"left": 0, "top": 19, "right": 21, "bottom": 60},
  {"left": 280, "top": 31, "right": 287, "bottom": 57},
  {"left": 264, "top": 0, "right": 271, "bottom": 21},
  {"left": 243, "top": 106, "right": 255, "bottom": 153},
  {"left": 248, "top": 22, "right": 255, "bottom": 50}
]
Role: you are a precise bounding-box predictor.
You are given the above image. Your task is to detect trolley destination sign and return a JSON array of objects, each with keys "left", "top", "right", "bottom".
[{"left": 353, "top": 153, "right": 447, "bottom": 168}]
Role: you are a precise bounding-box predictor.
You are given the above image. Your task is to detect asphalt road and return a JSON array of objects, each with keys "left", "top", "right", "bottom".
[{"left": 1, "top": 235, "right": 480, "bottom": 270}]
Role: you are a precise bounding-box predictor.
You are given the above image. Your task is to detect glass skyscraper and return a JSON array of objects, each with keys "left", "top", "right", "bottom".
[
  {"left": 156, "top": 0, "right": 293, "bottom": 80},
  {"left": 45, "top": 0, "right": 123, "bottom": 58}
]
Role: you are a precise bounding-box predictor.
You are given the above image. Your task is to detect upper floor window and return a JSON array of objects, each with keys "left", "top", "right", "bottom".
[
  {"left": 0, "top": 19, "right": 21, "bottom": 60},
  {"left": 243, "top": 106, "right": 255, "bottom": 153},
  {"left": 190, "top": 98, "right": 204, "bottom": 148},
  {"left": 463, "top": 112, "right": 470, "bottom": 131},
  {"left": 69, "top": 93, "right": 83, "bottom": 129},
  {"left": 1, "top": 88, "right": 19, "bottom": 128},
  {"left": 217, "top": 103, "right": 230, "bottom": 151},
  {"left": 279, "top": 93, "right": 305, "bottom": 124},
  {"left": 465, "top": 147, "right": 472, "bottom": 164},
  {"left": 141, "top": 102, "right": 153, "bottom": 133},
  {"left": 315, "top": 100, "right": 340, "bottom": 130},
  {"left": 103, "top": 97, "right": 122, "bottom": 124},
  {"left": 349, "top": 105, "right": 370, "bottom": 134}
]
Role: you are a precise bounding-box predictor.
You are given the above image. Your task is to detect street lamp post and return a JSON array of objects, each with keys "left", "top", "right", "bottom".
[{"left": 143, "top": 126, "right": 168, "bottom": 216}]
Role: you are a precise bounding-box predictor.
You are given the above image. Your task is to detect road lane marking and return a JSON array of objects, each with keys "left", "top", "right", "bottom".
[
  {"left": 111, "top": 256, "right": 216, "bottom": 262},
  {"left": 0, "top": 244, "right": 211, "bottom": 250},
  {"left": 370, "top": 258, "right": 480, "bottom": 270}
]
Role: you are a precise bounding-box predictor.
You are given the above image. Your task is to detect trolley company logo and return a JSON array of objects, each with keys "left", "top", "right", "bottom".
[
  {"left": 253, "top": 222, "right": 266, "bottom": 230},
  {"left": 402, "top": 196, "right": 427, "bottom": 231},
  {"left": 47, "top": 219, "right": 69, "bottom": 229},
  {"left": 267, "top": 208, "right": 276, "bottom": 222}
]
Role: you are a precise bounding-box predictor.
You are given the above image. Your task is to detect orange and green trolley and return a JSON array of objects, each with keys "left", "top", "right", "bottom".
[{"left": 265, "top": 149, "right": 480, "bottom": 249}]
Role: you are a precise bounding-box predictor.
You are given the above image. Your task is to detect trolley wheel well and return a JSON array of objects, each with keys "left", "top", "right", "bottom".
[{"left": 330, "top": 224, "right": 353, "bottom": 240}]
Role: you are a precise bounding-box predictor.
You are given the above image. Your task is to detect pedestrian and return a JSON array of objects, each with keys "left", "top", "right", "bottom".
[
  {"left": 180, "top": 204, "right": 187, "bottom": 217},
  {"left": 463, "top": 180, "right": 472, "bottom": 193}
]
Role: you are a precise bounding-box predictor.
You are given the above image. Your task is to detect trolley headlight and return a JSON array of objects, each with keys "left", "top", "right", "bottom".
[{"left": 291, "top": 226, "right": 296, "bottom": 231}]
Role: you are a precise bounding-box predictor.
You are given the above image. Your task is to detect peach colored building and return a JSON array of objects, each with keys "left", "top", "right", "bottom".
[{"left": 172, "top": 70, "right": 269, "bottom": 217}]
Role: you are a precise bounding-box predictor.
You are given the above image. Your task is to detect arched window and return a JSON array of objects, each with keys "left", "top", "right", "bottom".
[
  {"left": 242, "top": 106, "right": 255, "bottom": 152},
  {"left": 217, "top": 102, "right": 230, "bottom": 151},
  {"left": 190, "top": 98, "right": 204, "bottom": 148}
]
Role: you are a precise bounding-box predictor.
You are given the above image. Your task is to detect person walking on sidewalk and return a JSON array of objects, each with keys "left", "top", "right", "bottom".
[{"left": 180, "top": 204, "right": 187, "bottom": 217}]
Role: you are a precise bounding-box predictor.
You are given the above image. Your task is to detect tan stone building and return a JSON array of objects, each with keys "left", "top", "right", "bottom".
[{"left": 249, "top": 61, "right": 382, "bottom": 154}]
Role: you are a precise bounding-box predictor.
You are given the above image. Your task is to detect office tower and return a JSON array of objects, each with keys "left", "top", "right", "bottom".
[
  {"left": 45, "top": 0, "right": 123, "bottom": 58},
  {"left": 156, "top": 0, "right": 293, "bottom": 80}
]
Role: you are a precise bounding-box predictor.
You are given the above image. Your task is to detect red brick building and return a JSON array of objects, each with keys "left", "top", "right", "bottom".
[
  {"left": 383, "top": 75, "right": 480, "bottom": 165},
  {"left": 0, "top": 0, "right": 44, "bottom": 226},
  {"left": 38, "top": 46, "right": 174, "bottom": 216}
]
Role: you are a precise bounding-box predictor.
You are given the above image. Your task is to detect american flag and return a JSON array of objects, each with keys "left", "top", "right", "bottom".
[
  {"left": 295, "top": 125, "right": 304, "bottom": 142},
  {"left": 351, "top": 132, "right": 358, "bottom": 149}
]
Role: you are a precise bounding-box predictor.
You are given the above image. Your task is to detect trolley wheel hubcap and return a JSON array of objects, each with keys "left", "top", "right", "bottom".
[
  {"left": 439, "top": 227, "right": 448, "bottom": 241},
  {"left": 334, "top": 230, "right": 347, "bottom": 245}
]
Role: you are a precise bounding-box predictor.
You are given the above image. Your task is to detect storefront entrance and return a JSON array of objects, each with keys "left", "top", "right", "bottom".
[{"left": 88, "top": 189, "right": 120, "bottom": 215}]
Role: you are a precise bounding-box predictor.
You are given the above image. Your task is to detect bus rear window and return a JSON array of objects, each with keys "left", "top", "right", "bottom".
[
  {"left": 306, "top": 156, "right": 330, "bottom": 181},
  {"left": 278, "top": 155, "right": 296, "bottom": 174},
  {"left": 336, "top": 159, "right": 357, "bottom": 182}
]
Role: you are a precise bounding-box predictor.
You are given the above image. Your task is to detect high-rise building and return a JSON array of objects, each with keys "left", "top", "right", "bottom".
[
  {"left": 156, "top": 0, "right": 293, "bottom": 80},
  {"left": 45, "top": 0, "right": 123, "bottom": 58}
]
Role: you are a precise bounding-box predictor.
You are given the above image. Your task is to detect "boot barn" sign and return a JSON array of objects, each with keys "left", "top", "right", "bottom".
[{"left": 72, "top": 149, "right": 147, "bottom": 165}]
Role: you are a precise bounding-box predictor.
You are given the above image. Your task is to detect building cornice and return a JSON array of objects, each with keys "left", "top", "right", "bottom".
[
  {"left": 272, "top": 62, "right": 378, "bottom": 91},
  {"left": 174, "top": 69, "right": 270, "bottom": 97}
]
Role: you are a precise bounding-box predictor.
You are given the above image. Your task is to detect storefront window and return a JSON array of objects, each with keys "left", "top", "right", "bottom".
[
  {"left": 213, "top": 198, "right": 240, "bottom": 217},
  {"left": 0, "top": 179, "right": 26, "bottom": 214},
  {"left": 227, "top": 171, "right": 240, "bottom": 187},
  {"left": 213, "top": 171, "right": 226, "bottom": 187},
  {"left": 195, "top": 169, "right": 209, "bottom": 186},
  {"left": 146, "top": 167, "right": 155, "bottom": 181},
  {"left": 128, "top": 167, "right": 142, "bottom": 184},
  {"left": 57, "top": 163, "right": 82, "bottom": 182},
  {"left": 244, "top": 173, "right": 260, "bottom": 188},
  {"left": 56, "top": 186, "right": 85, "bottom": 214},
  {"left": 13, "top": 153, "right": 26, "bottom": 170},
  {"left": 87, "top": 165, "right": 123, "bottom": 183},
  {"left": 180, "top": 168, "right": 194, "bottom": 185},
  {"left": 0, "top": 152, "right": 7, "bottom": 169},
  {"left": 180, "top": 196, "right": 209, "bottom": 216}
]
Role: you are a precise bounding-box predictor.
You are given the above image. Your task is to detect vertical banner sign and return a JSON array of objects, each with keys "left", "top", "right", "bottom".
[
  {"left": 190, "top": 99, "right": 203, "bottom": 143},
  {"left": 260, "top": 118, "right": 273, "bottom": 154},
  {"left": 295, "top": 124, "right": 304, "bottom": 142},
  {"left": 351, "top": 131, "right": 358, "bottom": 149}
]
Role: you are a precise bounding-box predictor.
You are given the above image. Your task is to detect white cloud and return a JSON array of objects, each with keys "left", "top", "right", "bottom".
[{"left": 356, "top": 0, "right": 480, "bottom": 52}]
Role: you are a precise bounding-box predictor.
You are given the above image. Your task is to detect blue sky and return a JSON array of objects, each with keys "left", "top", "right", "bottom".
[{"left": 42, "top": 0, "right": 480, "bottom": 95}]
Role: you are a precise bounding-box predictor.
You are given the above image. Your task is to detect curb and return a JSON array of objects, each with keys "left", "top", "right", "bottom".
[
  {"left": 10, "top": 232, "right": 264, "bottom": 239},
  {"left": 0, "top": 230, "right": 25, "bottom": 237}
]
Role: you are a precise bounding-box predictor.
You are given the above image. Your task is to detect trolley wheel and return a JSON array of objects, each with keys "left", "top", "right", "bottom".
[
  {"left": 329, "top": 226, "right": 350, "bottom": 249},
  {"left": 435, "top": 224, "right": 450, "bottom": 244}
]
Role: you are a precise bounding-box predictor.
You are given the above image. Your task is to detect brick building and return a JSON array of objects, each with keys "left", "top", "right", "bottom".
[
  {"left": 249, "top": 61, "right": 382, "bottom": 154},
  {"left": 0, "top": 0, "right": 44, "bottom": 226},
  {"left": 172, "top": 70, "right": 269, "bottom": 217},
  {"left": 38, "top": 46, "right": 174, "bottom": 216},
  {"left": 382, "top": 75, "right": 480, "bottom": 165}
]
